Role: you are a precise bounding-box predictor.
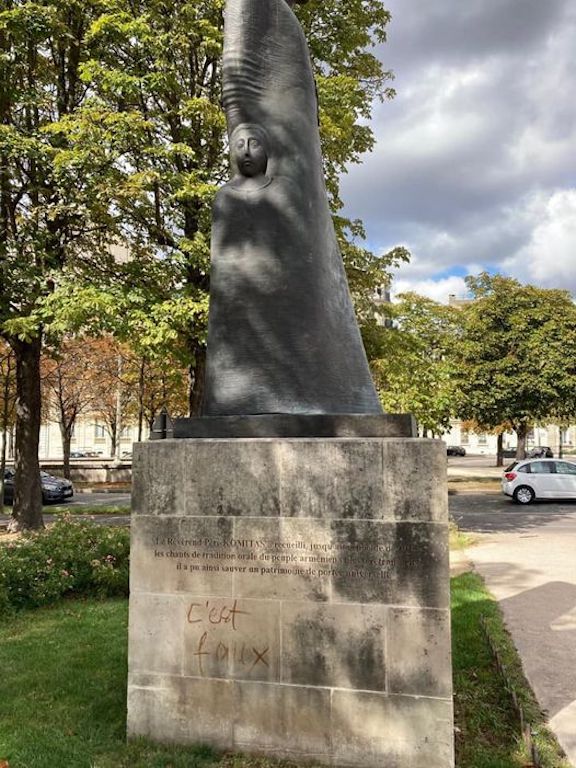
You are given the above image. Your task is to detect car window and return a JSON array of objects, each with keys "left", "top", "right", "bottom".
[
  {"left": 517, "top": 464, "right": 531, "bottom": 473},
  {"left": 555, "top": 461, "right": 576, "bottom": 476},
  {"left": 504, "top": 462, "right": 518, "bottom": 472},
  {"left": 530, "top": 461, "right": 555, "bottom": 474}
]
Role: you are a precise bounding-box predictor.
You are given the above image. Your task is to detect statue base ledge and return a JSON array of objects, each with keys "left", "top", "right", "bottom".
[{"left": 163, "top": 413, "right": 417, "bottom": 439}]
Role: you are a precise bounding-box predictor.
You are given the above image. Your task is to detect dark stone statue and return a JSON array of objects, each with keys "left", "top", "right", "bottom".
[{"left": 202, "top": 0, "right": 382, "bottom": 416}]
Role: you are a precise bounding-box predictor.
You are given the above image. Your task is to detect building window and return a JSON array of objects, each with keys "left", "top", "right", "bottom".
[
  {"left": 478, "top": 433, "right": 487, "bottom": 445},
  {"left": 461, "top": 430, "right": 469, "bottom": 445},
  {"left": 94, "top": 423, "right": 106, "bottom": 441}
]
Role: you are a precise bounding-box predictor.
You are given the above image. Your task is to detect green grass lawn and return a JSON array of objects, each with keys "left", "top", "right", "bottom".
[
  {"left": 0, "top": 599, "right": 218, "bottom": 768},
  {"left": 0, "top": 577, "right": 569, "bottom": 768}
]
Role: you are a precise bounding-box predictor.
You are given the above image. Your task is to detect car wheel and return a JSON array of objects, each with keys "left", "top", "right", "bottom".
[{"left": 513, "top": 485, "right": 535, "bottom": 505}]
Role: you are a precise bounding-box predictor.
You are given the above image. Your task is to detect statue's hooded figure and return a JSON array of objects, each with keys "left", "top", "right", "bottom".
[{"left": 203, "top": 0, "right": 382, "bottom": 416}]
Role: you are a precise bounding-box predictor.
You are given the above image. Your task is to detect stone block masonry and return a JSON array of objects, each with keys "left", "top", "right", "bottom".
[{"left": 127, "top": 438, "right": 454, "bottom": 768}]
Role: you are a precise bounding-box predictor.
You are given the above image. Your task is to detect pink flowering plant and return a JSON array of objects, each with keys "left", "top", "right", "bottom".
[{"left": 0, "top": 516, "right": 129, "bottom": 613}]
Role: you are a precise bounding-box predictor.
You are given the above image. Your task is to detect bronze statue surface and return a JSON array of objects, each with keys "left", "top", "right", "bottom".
[{"left": 203, "top": 0, "right": 382, "bottom": 416}]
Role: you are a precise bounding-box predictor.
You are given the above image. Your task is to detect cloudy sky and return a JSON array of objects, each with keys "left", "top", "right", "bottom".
[{"left": 341, "top": 0, "right": 576, "bottom": 302}]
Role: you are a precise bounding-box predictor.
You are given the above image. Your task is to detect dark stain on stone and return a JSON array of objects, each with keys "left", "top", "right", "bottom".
[
  {"left": 344, "top": 627, "right": 385, "bottom": 691},
  {"left": 286, "top": 615, "right": 335, "bottom": 686}
]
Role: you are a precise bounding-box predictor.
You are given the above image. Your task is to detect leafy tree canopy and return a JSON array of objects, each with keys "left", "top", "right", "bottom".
[
  {"left": 455, "top": 273, "right": 576, "bottom": 454},
  {"left": 371, "top": 292, "right": 461, "bottom": 436}
]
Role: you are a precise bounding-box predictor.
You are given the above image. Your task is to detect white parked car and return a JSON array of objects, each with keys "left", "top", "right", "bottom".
[{"left": 502, "top": 458, "right": 576, "bottom": 504}]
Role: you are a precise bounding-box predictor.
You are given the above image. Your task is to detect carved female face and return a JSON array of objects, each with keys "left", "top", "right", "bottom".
[{"left": 231, "top": 125, "right": 268, "bottom": 178}]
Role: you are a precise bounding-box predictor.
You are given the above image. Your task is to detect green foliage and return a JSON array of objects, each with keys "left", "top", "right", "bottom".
[
  {"left": 371, "top": 292, "right": 461, "bottom": 435},
  {"left": 0, "top": 0, "right": 123, "bottom": 337},
  {"left": 0, "top": 518, "right": 129, "bottom": 613},
  {"left": 456, "top": 273, "right": 576, "bottom": 444}
]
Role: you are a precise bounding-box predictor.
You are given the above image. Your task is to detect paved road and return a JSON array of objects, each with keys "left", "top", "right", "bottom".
[
  {"left": 40, "top": 491, "right": 131, "bottom": 526},
  {"left": 450, "top": 492, "right": 576, "bottom": 533},
  {"left": 453, "top": 492, "right": 576, "bottom": 766},
  {"left": 63, "top": 491, "right": 131, "bottom": 508}
]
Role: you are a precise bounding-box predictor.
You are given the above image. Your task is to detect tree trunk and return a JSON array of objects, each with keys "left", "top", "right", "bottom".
[
  {"left": 515, "top": 423, "right": 528, "bottom": 460},
  {"left": 189, "top": 344, "right": 206, "bottom": 416},
  {"left": 109, "top": 418, "right": 117, "bottom": 459},
  {"left": 0, "top": 352, "right": 13, "bottom": 506},
  {"left": 10, "top": 335, "right": 43, "bottom": 531},
  {"left": 60, "top": 422, "right": 72, "bottom": 479},
  {"left": 137, "top": 357, "right": 145, "bottom": 442},
  {"left": 114, "top": 354, "right": 123, "bottom": 462},
  {"left": 0, "top": 370, "right": 9, "bottom": 506},
  {"left": 496, "top": 432, "right": 504, "bottom": 467}
]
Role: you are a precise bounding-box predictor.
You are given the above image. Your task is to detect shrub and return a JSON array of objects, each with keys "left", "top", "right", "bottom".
[{"left": 0, "top": 517, "right": 130, "bottom": 613}]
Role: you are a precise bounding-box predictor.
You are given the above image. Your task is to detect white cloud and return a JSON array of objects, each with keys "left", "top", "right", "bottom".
[
  {"left": 391, "top": 275, "right": 469, "bottom": 305},
  {"left": 341, "top": 0, "right": 576, "bottom": 298},
  {"left": 504, "top": 190, "right": 576, "bottom": 291}
]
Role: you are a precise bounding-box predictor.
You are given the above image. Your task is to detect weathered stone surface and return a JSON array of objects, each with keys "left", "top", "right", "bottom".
[
  {"left": 180, "top": 440, "right": 282, "bottom": 518},
  {"left": 132, "top": 436, "right": 446, "bottom": 522},
  {"left": 387, "top": 607, "right": 452, "bottom": 698},
  {"left": 127, "top": 438, "right": 453, "bottom": 767},
  {"left": 233, "top": 682, "right": 332, "bottom": 758},
  {"left": 331, "top": 691, "right": 454, "bottom": 768},
  {"left": 278, "top": 440, "right": 385, "bottom": 519},
  {"left": 128, "top": 594, "right": 185, "bottom": 676},
  {"left": 381, "top": 439, "right": 449, "bottom": 522},
  {"left": 131, "top": 441, "right": 186, "bottom": 517},
  {"left": 130, "top": 515, "right": 235, "bottom": 595},
  {"left": 128, "top": 674, "right": 236, "bottom": 747},
  {"left": 280, "top": 602, "right": 387, "bottom": 690}
]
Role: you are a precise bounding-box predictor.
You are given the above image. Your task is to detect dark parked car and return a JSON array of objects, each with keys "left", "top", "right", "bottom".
[
  {"left": 447, "top": 445, "right": 466, "bottom": 456},
  {"left": 3, "top": 469, "right": 74, "bottom": 505},
  {"left": 527, "top": 446, "right": 553, "bottom": 458}
]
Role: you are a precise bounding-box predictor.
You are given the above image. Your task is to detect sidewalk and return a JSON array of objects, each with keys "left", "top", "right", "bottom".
[
  {"left": 447, "top": 455, "right": 503, "bottom": 480},
  {"left": 447, "top": 456, "right": 502, "bottom": 494},
  {"left": 464, "top": 529, "right": 576, "bottom": 765}
]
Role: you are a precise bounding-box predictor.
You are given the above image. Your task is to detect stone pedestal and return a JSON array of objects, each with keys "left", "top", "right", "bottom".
[{"left": 127, "top": 438, "right": 454, "bottom": 767}]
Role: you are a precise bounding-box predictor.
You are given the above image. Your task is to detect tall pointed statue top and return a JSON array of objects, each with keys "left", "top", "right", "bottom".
[
  {"left": 222, "top": 0, "right": 319, "bottom": 184},
  {"left": 203, "top": 0, "right": 382, "bottom": 416}
]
